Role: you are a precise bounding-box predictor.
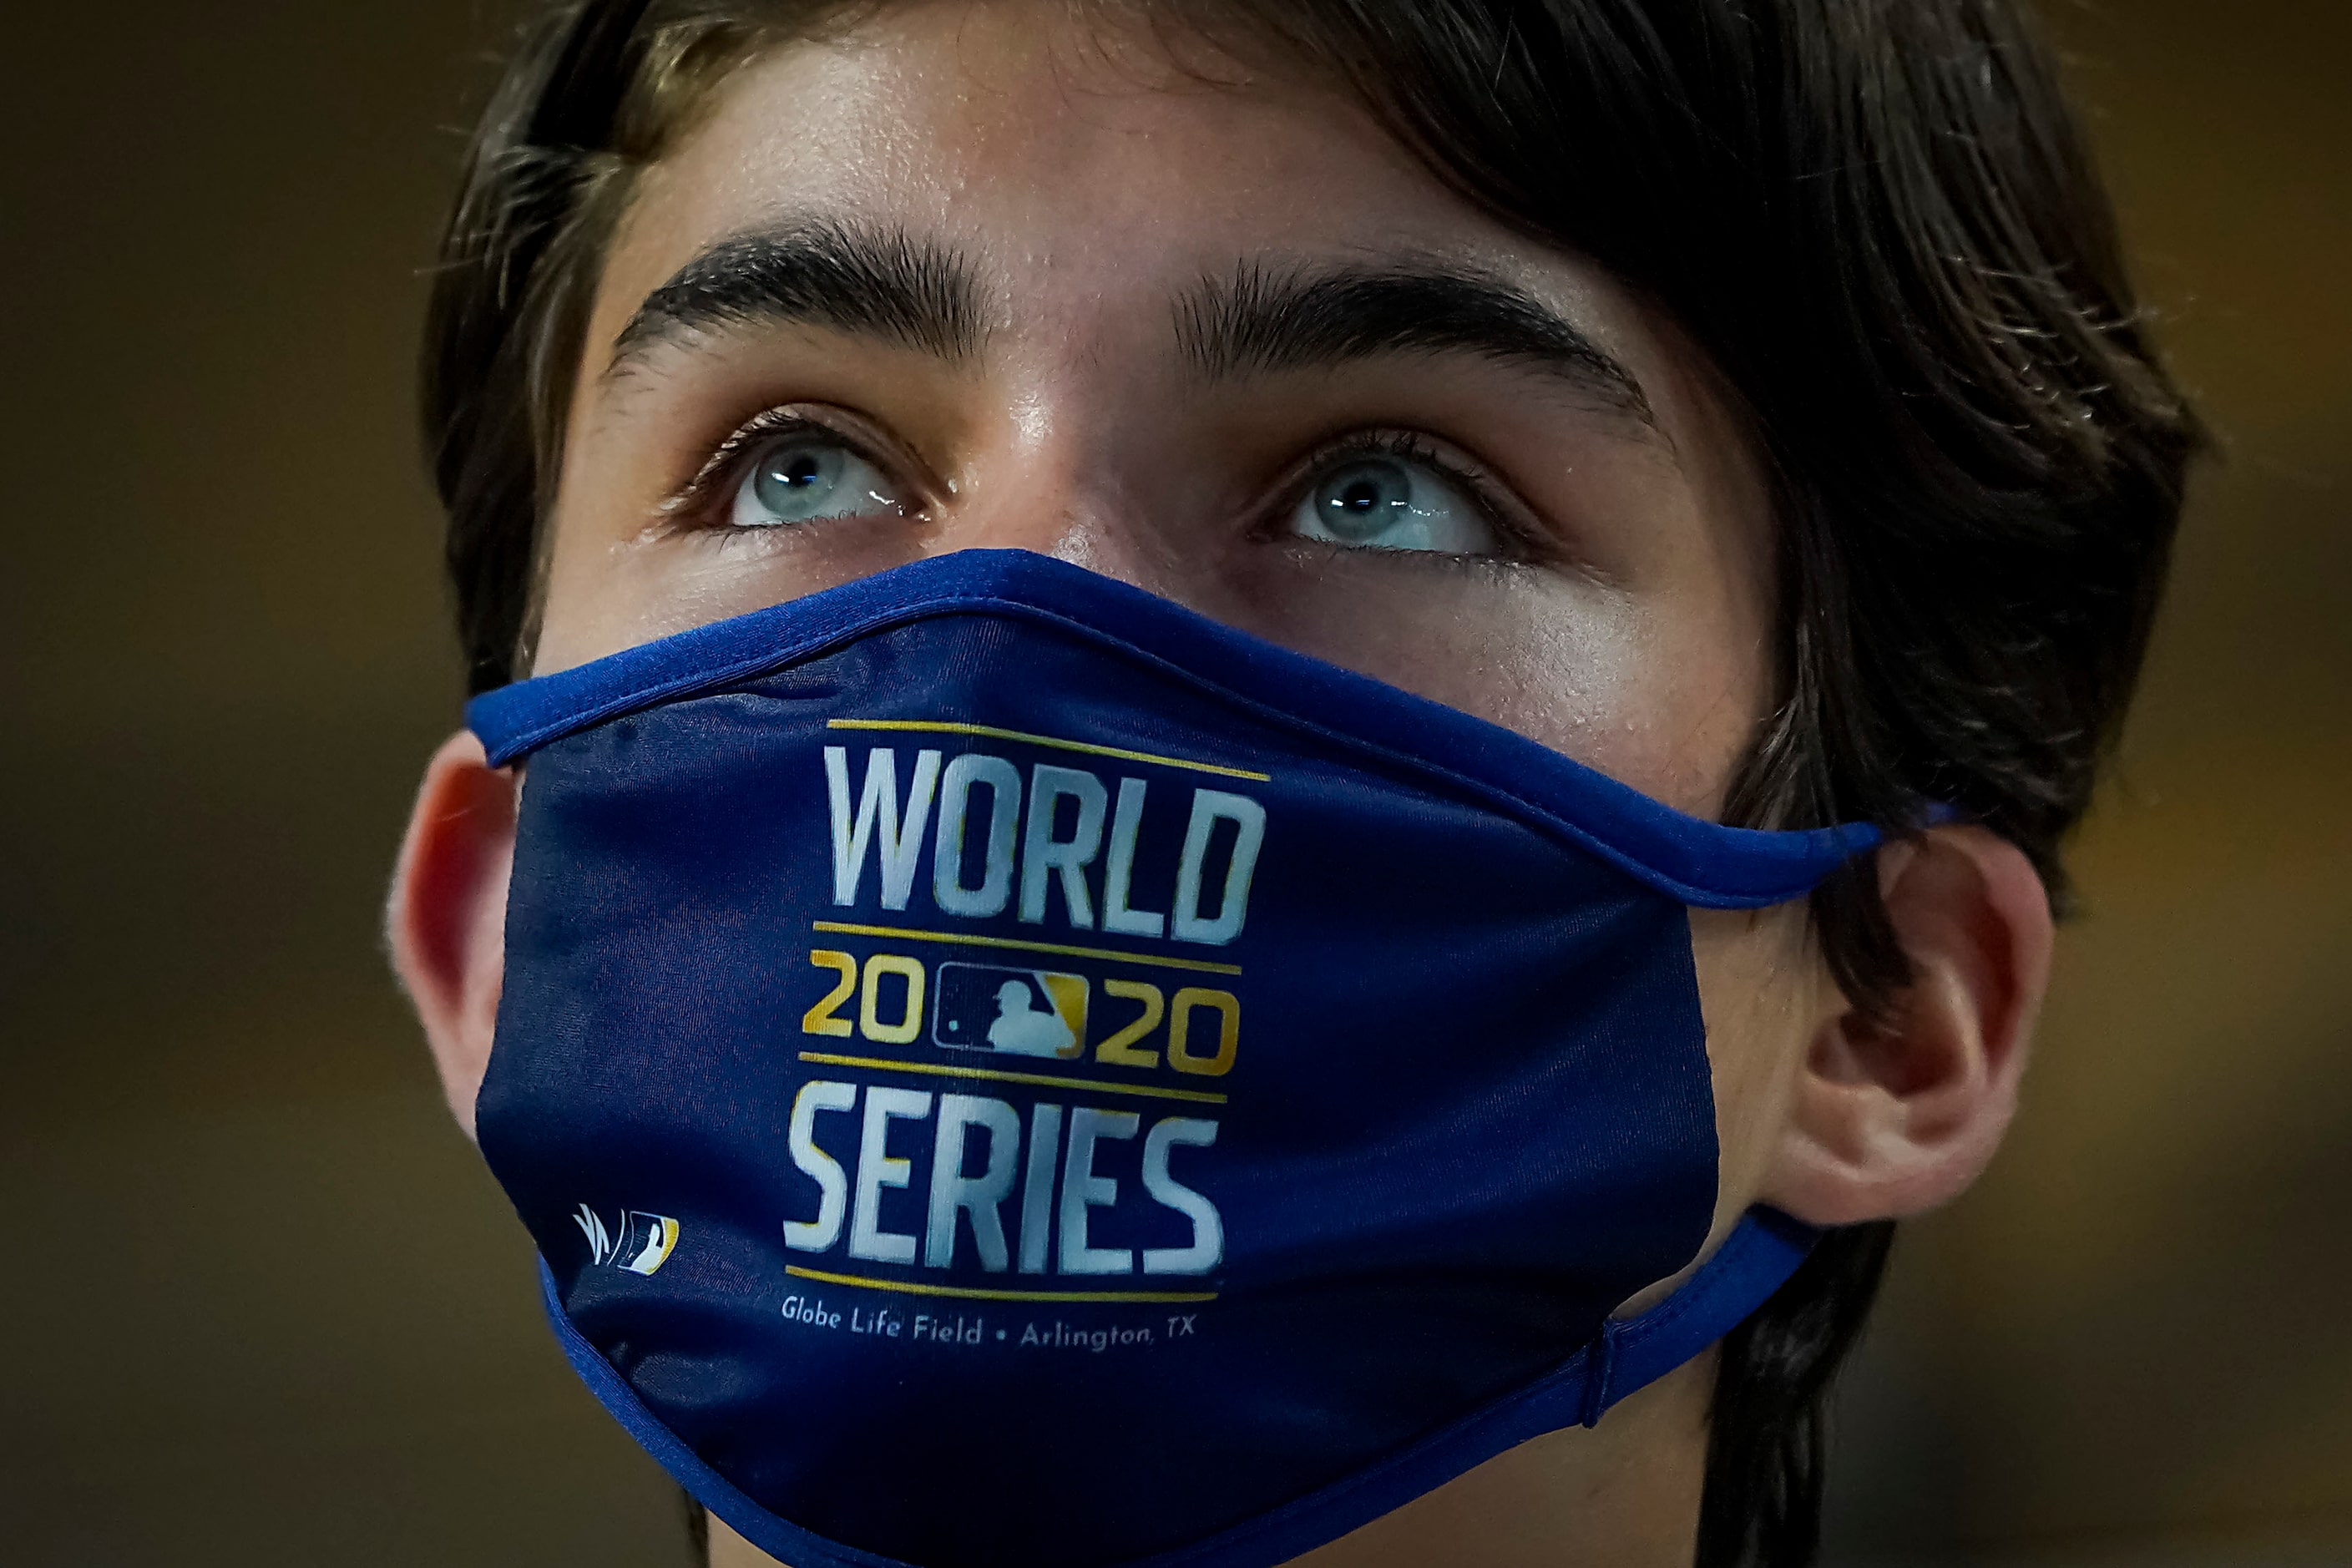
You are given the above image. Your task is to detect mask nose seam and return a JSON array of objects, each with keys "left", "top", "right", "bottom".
[{"left": 1578, "top": 1318, "right": 1623, "bottom": 1428}]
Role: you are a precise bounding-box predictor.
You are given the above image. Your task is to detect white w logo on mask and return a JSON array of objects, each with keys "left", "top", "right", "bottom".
[{"left": 573, "top": 1202, "right": 680, "bottom": 1277}]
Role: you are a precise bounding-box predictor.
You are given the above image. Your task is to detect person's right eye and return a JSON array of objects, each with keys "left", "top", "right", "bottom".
[{"left": 729, "top": 428, "right": 908, "bottom": 529}]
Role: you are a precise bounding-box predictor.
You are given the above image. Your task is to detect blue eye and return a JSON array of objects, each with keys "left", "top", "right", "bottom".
[
  {"left": 1289, "top": 455, "right": 1499, "bottom": 555},
  {"left": 731, "top": 434, "right": 903, "bottom": 528}
]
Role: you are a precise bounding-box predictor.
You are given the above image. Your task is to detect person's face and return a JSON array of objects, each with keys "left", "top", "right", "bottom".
[
  {"left": 392, "top": 10, "right": 2051, "bottom": 1556},
  {"left": 535, "top": 0, "right": 1819, "bottom": 1255}
]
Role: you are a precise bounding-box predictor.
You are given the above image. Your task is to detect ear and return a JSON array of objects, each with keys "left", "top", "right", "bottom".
[
  {"left": 1761, "top": 825, "right": 2055, "bottom": 1226},
  {"left": 387, "top": 730, "right": 518, "bottom": 1140}
]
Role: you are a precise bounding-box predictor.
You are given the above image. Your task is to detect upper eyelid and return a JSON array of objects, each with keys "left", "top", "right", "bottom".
[{"left": 1299, "top": 428, "right": 1510, "bottom": 502}]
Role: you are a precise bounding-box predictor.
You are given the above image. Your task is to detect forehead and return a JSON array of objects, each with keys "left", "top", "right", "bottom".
[{"left": 597, "top": 3, "right": 1617, "bottom": 346}]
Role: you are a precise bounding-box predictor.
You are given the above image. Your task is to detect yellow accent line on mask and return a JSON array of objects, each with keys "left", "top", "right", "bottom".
[
  {"left": 797, "top": 1051, "right": 1229, "bottom": 1105},
  {"left": 811, "top": 920, "right": 1243, "bottom": 977},
  {"left": 827, "top": 719, "right": 1272, "bottom": 782},
  {"left": 785, "top": 1264, "right": 1218, "bottom": 1305}
]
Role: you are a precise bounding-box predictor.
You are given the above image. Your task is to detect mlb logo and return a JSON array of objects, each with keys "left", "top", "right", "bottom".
[
  {"left": 574, "top": 1203, "right": 680, "bottom": 1277},
  {"left": 933, "top": 963, "right": 1090, "bottom": 1060}
]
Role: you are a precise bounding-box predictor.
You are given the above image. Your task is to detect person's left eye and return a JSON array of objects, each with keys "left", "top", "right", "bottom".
[
  {"left": 729, "top": 432, "right": 906, "bottom": 529},
  {"left": 1285, "top": 450, "right": 1501, "bottom": 556}
]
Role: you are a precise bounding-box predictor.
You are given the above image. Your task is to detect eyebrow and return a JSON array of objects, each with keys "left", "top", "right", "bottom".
[
  {"left": 607, "top": 219, "right": 984, "bottom": 377},
  {"left": 1173, "top": 261, "right": 1659, "bottom": 432},
  {"left": 609, "top": 226, "right": 1658, "bottom": 441}
]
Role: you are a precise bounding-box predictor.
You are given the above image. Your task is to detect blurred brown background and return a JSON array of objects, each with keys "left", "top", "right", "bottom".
[{"left": 2, "top": 1, "right": 2344, "bottom": 1563}]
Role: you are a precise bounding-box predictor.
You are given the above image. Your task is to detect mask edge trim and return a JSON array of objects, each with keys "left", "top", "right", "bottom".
[
  {"left": 468, "top": 551, "right": 1881, "bottom": 908},
  {"left": 534, "top": 1208, "right": 1817, "bottom": 1568}
]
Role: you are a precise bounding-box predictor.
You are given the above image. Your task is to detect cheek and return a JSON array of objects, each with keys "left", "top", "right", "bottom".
[
  {"left": 534, "top": 516, "right": 927, "bottom": 677},
  {"left": 1224, "top": 557, "right": 1768, "bottom": 820},
  {"left": 1689, "top": 907, "right": 1827, "bottom": 1210}
]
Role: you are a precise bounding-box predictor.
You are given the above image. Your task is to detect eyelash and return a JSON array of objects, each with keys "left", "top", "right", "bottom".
[{"left": 659, "top": 406, "right": 1545, "bottom": 563}]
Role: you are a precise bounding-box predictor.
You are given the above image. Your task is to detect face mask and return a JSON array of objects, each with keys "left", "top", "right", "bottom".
[{"left": 466, "top": 549, "right": 1873, "bottom": 1568}]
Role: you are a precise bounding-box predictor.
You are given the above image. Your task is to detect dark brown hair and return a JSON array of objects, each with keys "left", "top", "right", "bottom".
[{"left": 422, "top": 3, "right": 2200, "bottom": 1562}]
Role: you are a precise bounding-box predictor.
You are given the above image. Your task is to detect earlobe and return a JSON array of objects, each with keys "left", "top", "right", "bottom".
[
  {"left": 1761, "top": 826, "right": 2055, "bottom": 1227},
  {"left": 387, "top": 729, "right": 519, "bottom": 1140}
]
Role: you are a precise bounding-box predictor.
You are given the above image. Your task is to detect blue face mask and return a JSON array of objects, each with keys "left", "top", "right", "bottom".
[{"left": 467, "top": 549, "right": 1873, "bottom": 1568}]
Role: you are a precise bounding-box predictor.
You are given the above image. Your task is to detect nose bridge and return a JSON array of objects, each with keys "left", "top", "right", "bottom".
[
  {"left": 926, "top": 378, "right": 1196, "bottom": 602},
  {"left": 943, "top": 492, "right": 1186, "bottom": 598}
]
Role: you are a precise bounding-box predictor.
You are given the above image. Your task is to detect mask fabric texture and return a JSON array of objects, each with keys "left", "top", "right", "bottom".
[{"left": 466, "top": 549, "right": 1869, "bottom": 1568}]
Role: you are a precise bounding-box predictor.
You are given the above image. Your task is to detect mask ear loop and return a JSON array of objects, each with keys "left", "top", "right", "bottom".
[{"left": 1576, "top": 1207, "right": 1818, "bottom": 1429}]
